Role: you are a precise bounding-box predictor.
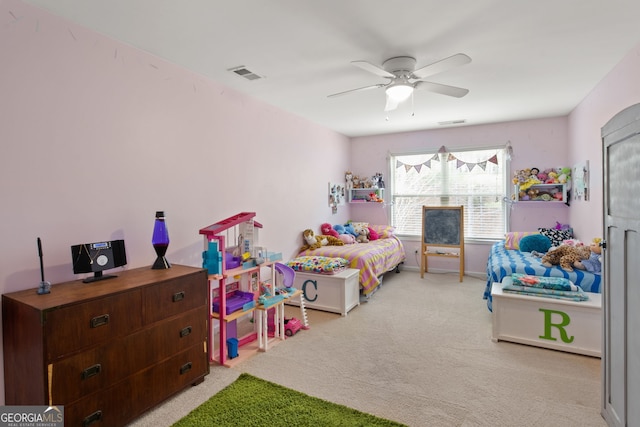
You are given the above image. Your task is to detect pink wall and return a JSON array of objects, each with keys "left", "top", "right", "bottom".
[
  {"left": 567, "top": 43, "right": 640, "bottom": 239},
  {"left": 0, "top": 0, "right": 351, "bottom": 401},
  {"left": 350, "top": 117, "right": 571, "bottom": 274}
]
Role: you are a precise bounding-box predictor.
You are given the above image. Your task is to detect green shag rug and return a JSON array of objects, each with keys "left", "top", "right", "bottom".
[{"left": 172, "top": 373, "right": 406, "bottom": 427}]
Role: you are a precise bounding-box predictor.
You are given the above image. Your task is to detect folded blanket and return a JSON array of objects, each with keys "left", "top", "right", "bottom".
[
  {"left": 511, "top": 273, "right": 578, "bottom": 292},
  {"left": 502, "top": 276, "right": 589, "bottom": 302}
]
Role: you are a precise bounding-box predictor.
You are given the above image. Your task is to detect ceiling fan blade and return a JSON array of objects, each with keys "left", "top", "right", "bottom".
[
  {"left": 327, "top": 83, "right": 386, "bottom": 98},
  {"left": 414, "top": 81, "right": 469, "bottom": 98},
  {"left": 351, "top": 60, "right": 396, "bottom": 78},
  {"left": 412, "top": 53, "right": 471, "bottom": 79}
]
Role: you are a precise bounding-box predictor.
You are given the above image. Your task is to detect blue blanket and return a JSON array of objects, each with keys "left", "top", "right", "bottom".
[{"left": 483, "top": 241, "right": 601, "bottom": 311}]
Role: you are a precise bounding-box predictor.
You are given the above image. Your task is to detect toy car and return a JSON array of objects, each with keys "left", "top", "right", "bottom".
[{"left": 283, "top": 317, "right": 303, "bottom": 337}]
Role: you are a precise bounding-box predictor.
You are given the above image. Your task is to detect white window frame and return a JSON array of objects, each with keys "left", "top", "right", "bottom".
[{"left": 389, "top": 145, "right": 510, "bottom": 243}]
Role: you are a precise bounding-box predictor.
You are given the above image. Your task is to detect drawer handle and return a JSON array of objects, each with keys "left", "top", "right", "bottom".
[
  {"left": 83, "top": 410, "right": 102, "bottom": 427},
  {"left": 173, "top": 291, "right": 185, "bottom": 302},
  {"left": 180, "top": 362, "right": 192, "bottom": 375},
  {"left": 90, "top": 314, "right": 110, "bottom": 328},
  {"left": 180, "top": 326, "right": 192, "bottom": 338},
  {"left": 81, "top": 364, "right": 102, "bottom": 380}
]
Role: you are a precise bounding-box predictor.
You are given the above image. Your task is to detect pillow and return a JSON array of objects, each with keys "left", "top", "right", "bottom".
[
  {"left": 368, "top": 224, "right": 395, "bottom": 239},
  {"left": 519, "top": 234, "right": 552, "bottom": 253},
  {"left": 285, "top": 256, "right": 349, "bottom": 275},
  {"left": 538, "top": 228, "right": 573, "bottom": 247},
  {"left": 504, "top": 231, "right": 539, "bottom": 250},
  {"left": 350, "top": 222, "right": 369, "bottom": 234}
]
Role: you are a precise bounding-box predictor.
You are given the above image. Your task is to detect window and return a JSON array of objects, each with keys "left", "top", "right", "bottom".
[{"left": 390, "top": 146, "right": 508, "bottom": 241}]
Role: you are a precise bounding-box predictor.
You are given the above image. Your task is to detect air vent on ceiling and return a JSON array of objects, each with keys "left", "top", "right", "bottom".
[
  {"left": 228, "top": 66, "right": 263, "bottom": 81},
  {"left": 438, "top": 119, "right": 467, "bottom": 126}
]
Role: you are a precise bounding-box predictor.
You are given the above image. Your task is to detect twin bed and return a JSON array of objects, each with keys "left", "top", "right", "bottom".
[
  {"left": 483, "top": 240, "right": 602, "bottom": 311},
  {"left": 296, "top": 232, "right": 405, "bottom": 296}
]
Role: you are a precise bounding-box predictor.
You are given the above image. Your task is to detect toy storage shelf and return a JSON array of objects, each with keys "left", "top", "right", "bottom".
[
  {"left": 348, "top": 187, "right": 384, "bottom": 203},
  {"left": 514, "top": 183, "right": 567, "bottom": 203}
]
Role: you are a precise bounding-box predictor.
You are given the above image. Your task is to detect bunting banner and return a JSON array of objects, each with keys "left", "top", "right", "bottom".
[{"left": 395, "top": 146, "right": 500, "bottom": 173}]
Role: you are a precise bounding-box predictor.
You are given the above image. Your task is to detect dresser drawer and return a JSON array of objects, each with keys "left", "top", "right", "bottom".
[
  {"left": 49, "top": 306, "right": 208, "bottom": 403},
  {"left": 44, "top": 290, "right": 143, "bottom": 360},
  {"left": 64, "top": 343, "right": 209, "bottom": 427},
  {"left": 143, "top": 270, "right": 207, "bottom": 324}
]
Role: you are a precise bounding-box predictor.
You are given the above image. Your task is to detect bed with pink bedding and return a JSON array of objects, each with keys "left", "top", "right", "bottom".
[{"left": 297, "top": 234, "right": 405, "bottom": 295}]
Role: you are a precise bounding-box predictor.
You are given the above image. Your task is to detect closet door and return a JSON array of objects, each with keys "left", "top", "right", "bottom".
[{"left": 601, "top": 103, "right": 640, "bottom": 427}]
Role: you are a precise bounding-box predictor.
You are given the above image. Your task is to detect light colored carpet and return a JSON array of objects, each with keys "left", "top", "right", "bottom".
[{"left": 128, "top": 270, "right": 605, "bottom": 427}]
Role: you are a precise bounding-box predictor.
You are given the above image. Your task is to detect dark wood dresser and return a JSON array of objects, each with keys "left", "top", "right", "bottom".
[{"left": 2, "top": 264, "right": 209, "bottom": 426}]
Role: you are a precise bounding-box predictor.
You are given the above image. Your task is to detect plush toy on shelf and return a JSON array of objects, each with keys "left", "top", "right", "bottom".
[{"left": 300, "top": 229, "right": 344, "bottom": 252}]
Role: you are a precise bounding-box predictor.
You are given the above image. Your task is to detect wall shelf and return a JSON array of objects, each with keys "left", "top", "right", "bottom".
[
  {"left": 514, "top": 183, "right": 567, "bottom": 203},
  {"left": 347, "top": 187, "right": 384, "bottom": 203}
]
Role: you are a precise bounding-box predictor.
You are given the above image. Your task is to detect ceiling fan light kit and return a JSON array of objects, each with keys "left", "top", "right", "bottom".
[
  {"left": 386, "top": 83, "right": 413, "bottom": 103},
  {"left": 329, "top": 53, "right": 471, "bottom": 111}
]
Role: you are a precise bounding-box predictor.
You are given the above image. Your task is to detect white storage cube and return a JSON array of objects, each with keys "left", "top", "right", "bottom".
[
  {"left": 287, "top": 269, "right": 360, "bottom": 316},
  {"left": 491, "top": 282, "right": 602, "bottom": 357}
]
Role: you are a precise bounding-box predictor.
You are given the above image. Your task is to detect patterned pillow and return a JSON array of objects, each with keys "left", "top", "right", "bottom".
[
  {"left": 368, "top": 224, "right": 395, "bottom": 239},
  {"left": 538, "top": 228, "right": 573, "bottom": 247},
  {"left": 285, "top": 256, "right": 349, "bottom": 275},
  {"left": 504, "top": 231, "right": 539, "bottom": 250}
]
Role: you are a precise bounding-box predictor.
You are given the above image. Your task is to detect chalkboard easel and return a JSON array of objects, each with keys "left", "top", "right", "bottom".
[{"left": 420, "top": 206, "right": 464, "bottom": 282}]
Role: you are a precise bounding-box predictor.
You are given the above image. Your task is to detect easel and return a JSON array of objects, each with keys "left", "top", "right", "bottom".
[{"left": 420, "top": 206, "right": 464, "bottom": 282}]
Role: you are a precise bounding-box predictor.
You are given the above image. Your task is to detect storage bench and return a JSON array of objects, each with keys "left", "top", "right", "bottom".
[
  {"left": 491, "top": 282, "right": 601, "bottom": 357},
  {"left": 287, "top": 268, "right": 360, "bottom": 316}
]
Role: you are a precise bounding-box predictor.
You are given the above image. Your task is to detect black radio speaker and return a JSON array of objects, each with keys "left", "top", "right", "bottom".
[{"left": 71, "top": 239, "right": 127, "bottom": 283}]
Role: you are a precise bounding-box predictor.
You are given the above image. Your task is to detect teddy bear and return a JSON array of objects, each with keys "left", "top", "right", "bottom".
[
  {"left": 574, "top": 241, "right": 602, "bottom": 273},
  {"left": 541, "top": 244, "right": 591, "bottom": 271},
  {"left": 300, "top": 229, "right": 344, "bottom": 252},
  {"left": 320, "top": 222, "right": 339, "bottom": 238},
  {"left": 355, "top": 228, "right": 369, "bottom": 243}
]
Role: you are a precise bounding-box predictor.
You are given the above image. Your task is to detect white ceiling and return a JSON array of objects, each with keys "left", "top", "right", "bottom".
[{"left": 22, "top": 0, "right": 640, "bottom": 137}]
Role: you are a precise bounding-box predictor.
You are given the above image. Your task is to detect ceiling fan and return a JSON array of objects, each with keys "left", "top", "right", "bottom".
[{"left": 328, "top": 53, "right": 471, "bottom": 111}]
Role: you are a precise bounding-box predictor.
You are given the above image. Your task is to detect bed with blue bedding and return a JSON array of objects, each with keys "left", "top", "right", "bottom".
[{"left": 482, "top": 241, "right": 602, "bottom": 311}]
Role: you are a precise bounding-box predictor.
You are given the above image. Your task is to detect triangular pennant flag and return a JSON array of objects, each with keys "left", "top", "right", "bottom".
[
  {"left": 456, "top": 159, "right": 465, "bottom": 169},
  {"left": 488, "top": 154, "right": 498, "bottom": 165},
  {"left": 424, "top": 160, "right": 431, "bottom": 169},
  {"left": 431, "top": 153, "right": 440, "bottom": 162},
  {"left": 415, "top": 164, "right": 423, "bottom": 173},
  {"left": 396, "top": 160, "right": 404, "bottom": 168},
  {"left": 438, "top": 145, "right": 447, "bottom": 153},
  {"left": 448, "top": 153, "right": 457, "bottom": 162},
  {"left": 477, "top": 161, "right": 487, "bottom": 170},
  {"left": 404, "top": 164, "right": 412, "bottom": 172}
]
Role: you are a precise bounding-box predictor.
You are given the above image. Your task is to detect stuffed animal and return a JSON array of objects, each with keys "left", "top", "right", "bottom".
[
  {"left": 332, "top": 224, "right": 355, "bottom": 244},
  {"left": 300, "top": 229, "right": 344, "bottom": 252},
  {"left": 574, "top": 241, "right": 602, "bottom": 273},
  {"left": 343, "top": 223, "right": 357, "bottom": 237},
  {"left": 345, "top": 171, "right": 353, "bottom": 190},
  {"left": 367, "top": 226, "right": 379, "bottom": 241},
  {"left": 355, "top": 228, "right": 369, "bottom": 243},
  {"left": 337, "top": 233, "right": 356, "bottom": 244},
  {"left": 541, "top": 244, "right": 591, "bottom": 271},
  {"left": 321, "top": 223, "right": 339, "bottom": 238}
]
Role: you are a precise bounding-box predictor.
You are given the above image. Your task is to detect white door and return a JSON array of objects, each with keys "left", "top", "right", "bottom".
[{"left": 601, "top": 103, "right": 640, "bottom": 427}]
